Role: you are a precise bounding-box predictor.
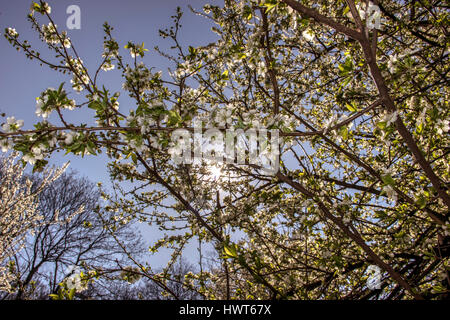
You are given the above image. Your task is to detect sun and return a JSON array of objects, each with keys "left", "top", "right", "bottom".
[{"left": 208, "top": 165, "right": 223, "bottom": 181}]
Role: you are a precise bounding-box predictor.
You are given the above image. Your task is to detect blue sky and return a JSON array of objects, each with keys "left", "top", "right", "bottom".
[
  {"left": 1, "top": 0, "right": 216, "bottom": 184},
  {"left": 0, "top": 0, "right": 218, "bottom": 268}
]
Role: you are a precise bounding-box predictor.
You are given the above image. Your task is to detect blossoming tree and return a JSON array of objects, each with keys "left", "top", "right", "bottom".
[
  {"left": 0, "top": 153, "right": 77, "bottom": 292},
  {"left": 1, "top": 0, "right": 449, "bottom": 299}
]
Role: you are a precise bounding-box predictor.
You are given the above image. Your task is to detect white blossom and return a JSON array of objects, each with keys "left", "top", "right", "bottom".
[
  {"left": 436, "top": 119, "right": 449, "bottom": 135},
  {"left": 101, "top": 61, "right": 115, "bottom": 71},
  {"left": 6, "top": 27, "right": 18, "bottom": 38},
  {"left": 388, "top": 54, "right": 398, "bottom": 73},
  {"left": 35, "top": 97, "right": 50, "bottom": 118},
  {"left": 323, "top": 114, "right": 338, "bottom": 133},
  {"left": 383, "top": 185, "right": 397, "bottom": 202},
  {"left": 2, "top": 117, "right": 24, "bottom": 133},
  {"left": 42, "top": 2, "right": 51, "bottom": 14},
  {"left": 64, "top": 99, "right": 76, "bottom": 110},
  {"left": 62, "top": 38, "right": 71, "bottom": 48},
  {"left": 380, "top": 111, "right": 398, "bottom": 126},
  {"left": 22, "top": 154, "right": 36, "bottom": 165},
  {"left": 63, "top": 131, "right": 76, "bottom": 145},
  {"left": 302, "top": 29, "right": 315, "bottom": 42},
  {"left": 0, "top": 139, "right": 12, "bottom": 152}
]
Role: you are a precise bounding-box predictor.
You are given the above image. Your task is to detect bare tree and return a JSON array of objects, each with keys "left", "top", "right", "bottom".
[
  {"left": 84, "top": 258, "right": 202, "bottom": 300},
  {"left": 0, "top": 153, "right": 72, "bottom": 293},
  {"left": 1, "top": 170, "right": 144, "bottom": 300}
]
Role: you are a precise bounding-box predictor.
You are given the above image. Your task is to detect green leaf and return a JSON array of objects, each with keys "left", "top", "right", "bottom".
[
  {"left": 345, "top": 102, "right": 357, "bottom": 112},
  {"left": 415, "top": 196, "right": 427, "bottom": 209},
  {"left": 416, "top": 123, "right": 423, "bottom": 134},
  {"left": 343, "top": 6, "right": 350, "bottom": 15},
  {"left": 375, "top": 210, "right": 387, "bottom": 219},
  {"left": 223, "top": 244, "right": 238, "bottom": 259},
  {"left": 126, "top": 151, "right": 138, "bottom": 164},
  {"left": 148, "top": 104, "right": 166, "bottom": 116},
  {"left": 167, "top": 109, "right": 182, "bottom": 127},
  {"left": 49, "top": 294, "right": 60, "bottom": 300},
  {"left": 264, "top": 2, "right": 278, "bottom": 13},
  {"left": 131, "top": 152, "right": 137, "bottom": 164},
  {"left": 299, "top": 17, "right": 310, "bottom": 27},
  {"left": 377, "top": 121, "right": 387, "bottom": 130},
  {"left": 381, "top": 174, "right": 395, "bottom": 186},
  {"left": 188, "top": 46, "right": 197, "bottom": 56},
  {"left": 68, "top": 288, "right": 76, "bottom": 300},
  {"left": 242, "top": 5, "right": 252, "bottom": 19},
  {"left": 221, "top": 69, "right": 229, "bottom": 80},
  {"left": 338, "top": 57, "right": 353, "bottom": 76},
  {"left": 32, "top": 160, "right": 48, "bottom": 173},
  {"left": 339, "top": 126, "right": 349, "bottom": 140},
  {"left": 341, "top": 76, "right": 352, "bottom": 88},
  {"left": 86, "top": 141, "right": 97, "bottom": 155},
  {"left": 88, "top": 101, "right": 103, "bottom": 111},
  {"left": 57, "top": 82, "right": 65, "bottom": 95}
]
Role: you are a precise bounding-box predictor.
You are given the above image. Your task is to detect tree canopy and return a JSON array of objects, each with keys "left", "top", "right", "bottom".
[{"left": 1, "top": 0, "right": 449, "bottom": 299}]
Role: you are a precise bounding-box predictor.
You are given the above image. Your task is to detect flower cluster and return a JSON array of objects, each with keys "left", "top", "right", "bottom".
[
  {"left": 30, "top": 1, "right": 51, "bottom": 15},
  {"left": 0, "top": 136, "right": 13, "bottom": 152},
  {"left": 101, "top": 39, "right": 119, "bottom": 71},
  {"left": 101, "top": 61, "right": 115, "bottom": 71},
  {"left": 382, "top": 185, "right": 397, "bottom": 202},
  {"left": 23, "top": 144, "right": 46, "bottom": 165},
  {"left": 436, "top": 119, "right": 449, "bottom": 135},
  {"left": 126, "top": 112, "right": 156, "bottom": 135},
  {"left": 111, "top": 96, "right": 120, "bottom": 111},
  {"left": 302, "top": 29, "right": 315, "bottom": 42},
  {"left": 41, "top": 2, "right": 51, "bottom": 14},
  {"left": 1, "top": 117, "right": 24, "bottom": 133},
  {"left": 5, "top": 27, "right": 18, "bottom": 38},
  {"left": 206, "top": 47, "right": 218, "bottom": 61},
  {"left": 62, "top": 131, "right": 78, "bottom": 145},
  {"left": 127, "top": 137, "right": 147, "bottom": 153},
  {"left": 36, "top": 87, "right": 76, "bottom": 119},
  {"left": 387, "top": 54, "right": 399, "bottom": 73},
  {"left": 353, "top": 2, "right": 382, "bottom": 30},
  {"left": 102, "top": 39, "right": 119, "bottom": 58},
  {"left": 266, "top": 113, "right": 299, "bottom": 131},
  {"left": 67, "top": 57, "right": 89, "bottom": 92},
  {"left": 41, "top": 23, "right": 71, "bottom": 48},
  {"left": 1, "top": 0, "right": 448, "bottom": 300},
  {"left": 173, "top": 60, "right": 199, "bottom": 79},
  {"left": 35, "top": 98, "right": 49, "bottom": 118},
  {"left": 168, "top": 136, "right": 191, "bottom": 159},
  {"left": 129, "top": 48, "right": 138, "bottom": 58},
  {"left": 64, "top": 266, "right": 86, "bottom": 292},
  {"left": 124, "top": 42, "right": 148, "bottom": 59},
  {"left": 212, "top": 106, "right": 233, "bottom": 127},
  {"left": 379, "top": 111, "right": 398, "bottom": 126},
  {"left": 203, "top": 4, "right": 212, "bottom": 14},
  {"left": 122, "top": 64, "right": 161, "bottom": 94}
]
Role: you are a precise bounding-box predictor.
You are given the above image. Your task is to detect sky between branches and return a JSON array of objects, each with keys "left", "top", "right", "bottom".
[{"left": 0, "top": 0, "right": 218, "bottom": 268}]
